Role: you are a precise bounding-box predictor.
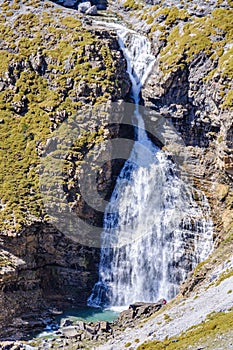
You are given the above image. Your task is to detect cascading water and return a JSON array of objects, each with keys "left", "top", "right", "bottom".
[{"left": 87, "top": 28, "right": 213, "bottom": 308}]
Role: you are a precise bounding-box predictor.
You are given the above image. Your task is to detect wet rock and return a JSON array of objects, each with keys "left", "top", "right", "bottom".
[{"left": 92, "top": 0, "right": 107, "bottom": 10}]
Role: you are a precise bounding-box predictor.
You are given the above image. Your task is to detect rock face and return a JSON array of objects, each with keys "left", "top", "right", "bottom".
[
  {"left": 0, "top": 2, "right": 131, "bottom": 339},
  {"left": 0, "top": 224, "right": 100, "bottom": 338}
]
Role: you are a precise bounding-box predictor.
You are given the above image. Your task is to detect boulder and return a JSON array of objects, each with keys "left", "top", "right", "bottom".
[
  {"left": 86, "top": 5, "right": 98, "bottom": 15},
  {"left": 118, "top": 308, "right": 134, "bottom": 323},
  {"left": 118, "top": 300, "right": 167, "bottom": 326},
  {"left": 78, "top": 1, "right": 92, "bottom": 13},
  {"left": 129, "top": 300, "right": 167, "bottom": 318},
  {"left": 62, "top": 326, "right": 80, "bottom": 338},
  {"left": 85, "top": 324, "right": 97, "bottom": 335}
]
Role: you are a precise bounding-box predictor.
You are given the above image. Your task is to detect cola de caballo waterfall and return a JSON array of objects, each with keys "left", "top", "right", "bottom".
[{"left": 87, "top": 28, "right": 213, "bottom": 308}]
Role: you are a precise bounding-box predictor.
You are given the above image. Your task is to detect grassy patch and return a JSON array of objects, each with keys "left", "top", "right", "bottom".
[
  {"left": 215, "top": 269, "right": 233, "bottom": 286},
  {"left": 0, "top": 254, "right": 12, "bottom": 268},
  {"left": 123, "top": 0, "right": 143, "bottom": 10}
]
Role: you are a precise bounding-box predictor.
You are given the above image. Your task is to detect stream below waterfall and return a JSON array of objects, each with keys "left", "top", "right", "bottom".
[{"left": 87, "top": 23, "right": 214, "bottom": 309}]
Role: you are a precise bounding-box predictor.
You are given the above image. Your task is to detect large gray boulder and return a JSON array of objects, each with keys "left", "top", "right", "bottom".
[
  {"left": 78, "top": 1, "right": 92, "bottom": 13},
  {"left": 62, "top": 326, "right": 81, "bottom": 339}
]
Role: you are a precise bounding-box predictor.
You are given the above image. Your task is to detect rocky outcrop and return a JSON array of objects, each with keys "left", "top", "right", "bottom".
[
  {"left": 117, "top": 300, "right": 167, "bottom": 328},
  {"left": 0, "top": 224, "right": 101, "bottom": 338},
  {"left": 1, "top": 300, "right": 167, "bottom": 348}
]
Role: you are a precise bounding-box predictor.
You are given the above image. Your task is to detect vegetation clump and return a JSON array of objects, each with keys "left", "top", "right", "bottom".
[
  {"left": 123, "top": 0, "right": 143, "bottom": 10},
  {"left": 0, "top": 253, "right": 12, "bottom": 268}
]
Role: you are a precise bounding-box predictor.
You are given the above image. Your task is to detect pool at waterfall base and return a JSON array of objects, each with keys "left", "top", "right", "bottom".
[{"left": 36, "top": 306, "right": 121, "bottom": 338}]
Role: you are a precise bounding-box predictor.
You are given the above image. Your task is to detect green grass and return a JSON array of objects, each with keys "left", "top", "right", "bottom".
[
  {"left": 123, "top": 0, "right": 143, "bottom": 10},
  {"left": 215, "top": 269, "right": 233, "bottom": 286},
  {"left": 0, "top": 253, "right": 12, "bottom": 268}
]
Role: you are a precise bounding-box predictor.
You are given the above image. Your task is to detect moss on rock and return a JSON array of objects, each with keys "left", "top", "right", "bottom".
[{"left": 0, "top": 5, "right": 128, "bottom": 232}]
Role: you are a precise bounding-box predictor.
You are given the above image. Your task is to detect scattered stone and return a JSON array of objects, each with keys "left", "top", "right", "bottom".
[
  {"left": 25, "top": 346, "right": 37, "bottom": 350},
  {"left": 99, "top": 320, "right": 110, "bottom": 332}
]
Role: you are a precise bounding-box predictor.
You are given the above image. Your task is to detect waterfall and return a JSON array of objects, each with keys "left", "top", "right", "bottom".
[{"left": 87, "top": 29, "right": 213, "bottom": 308}]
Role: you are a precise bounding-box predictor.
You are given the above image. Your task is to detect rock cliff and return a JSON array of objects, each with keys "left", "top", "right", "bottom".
[{"left": 0, "top": 0, "right": 131, "bottom": 338}]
